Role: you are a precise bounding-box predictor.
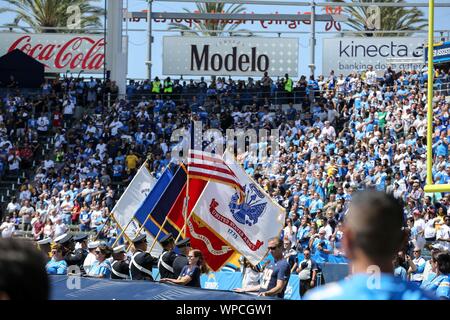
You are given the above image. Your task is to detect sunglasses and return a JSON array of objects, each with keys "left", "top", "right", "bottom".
[
  {"left": 187, "top": 256, "right": 196, "bottom": 259},
  {"left": 268, "top": 246, "right": 279, "bottom": 251},
  {"left": 95, "top": 251, "right": 102, "bottom": 254}
]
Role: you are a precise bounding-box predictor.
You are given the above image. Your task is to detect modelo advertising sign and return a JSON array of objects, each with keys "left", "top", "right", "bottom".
[
  {"left": 163, "top": 36, "right": 299, "bottom": 76},
  {"left": 0, "top": 33, "right": 104, "bottom": 73},
  {"left": 323, "top": 37, "right": 426, "bottom": 75}
]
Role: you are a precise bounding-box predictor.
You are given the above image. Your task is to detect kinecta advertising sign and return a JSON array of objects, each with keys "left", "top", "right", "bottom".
[
  {"left": 425, "top": 41, "right": 450, "bottom": 64},
  {"left": 323, "top": 37, "right": 426, "bottom": 75},
  {"left": 163, "top": 36, "right": 299, "bottom": 76},
  {"left": 0, "top": 33, "right": 104, "bottom": 73}
]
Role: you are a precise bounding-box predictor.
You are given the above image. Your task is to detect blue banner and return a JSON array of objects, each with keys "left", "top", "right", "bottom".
[
  {"left": 425, "top": 41, "right": 450, "bottom": 64},
  {"left": 133, "top": 164, "right": 182, "bottom": 241}
]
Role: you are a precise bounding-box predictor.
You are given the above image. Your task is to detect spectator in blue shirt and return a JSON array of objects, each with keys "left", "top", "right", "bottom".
[
  {"left": 86, "top": 244, "right": 112, "bottom": 279},
  {"left": 45, "top": 244, "right": 68, "bottom": 275},
  {"left": 421, "top": 251, "right": 450, "bottom": 300},
  {"left": 393, "top": 255, "right": 408, "bottom": 281},
  {"left": 309, "top": 227, "right": 333, "bottom": 263},
  {"left": 305, "top": 191, "right": 436, "bottom": 300},
  {"left": 296, "top": 216, "right": 311, "bottom": 250}
]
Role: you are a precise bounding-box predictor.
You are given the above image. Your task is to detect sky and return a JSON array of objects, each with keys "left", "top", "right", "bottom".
[{"left": 0, "top": 0, "right": 449, "bottom": 80}]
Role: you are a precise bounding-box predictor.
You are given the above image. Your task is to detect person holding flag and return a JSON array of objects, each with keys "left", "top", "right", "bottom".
[{"left": 129, "top": 234, "right": 158, "bottom": 281}]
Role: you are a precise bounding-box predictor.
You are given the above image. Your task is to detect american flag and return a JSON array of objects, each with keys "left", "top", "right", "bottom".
[{"left": 187, "top": 121, "right": 244, "bottom": 195}]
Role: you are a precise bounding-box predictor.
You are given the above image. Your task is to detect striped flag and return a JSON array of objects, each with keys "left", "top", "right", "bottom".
[{"left": 187, "top": 121, "right": 244, "bottom": 196}]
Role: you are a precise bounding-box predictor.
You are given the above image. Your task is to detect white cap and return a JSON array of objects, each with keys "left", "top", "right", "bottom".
[
  {"left": 87, "top": 241, "right": 100, "bottom": 249},
  {"left": 113, "top": 245, "right": 126, "bottom": 254},
  {"left": 37, "top": 238, "right": 52, "bottom": 245}
]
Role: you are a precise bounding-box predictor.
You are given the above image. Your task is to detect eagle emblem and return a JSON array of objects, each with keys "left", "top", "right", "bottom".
[{"left": 229, "top": 184, "right": 267, "bottom": 226}]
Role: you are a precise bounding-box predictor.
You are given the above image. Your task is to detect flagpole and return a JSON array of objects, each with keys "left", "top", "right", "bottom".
[
  {"left": 111, "top": 216, "right": 134, "bottom": 247},
  {"left": 147, "top": 215, "right": 170, "bottom": 254},
  {"left": 110, "top": 214, "right": 133, "bottom": 247},
  {"left": 182, "top": 118, "right": 194, "bottom": 239},
  {"left": 104, "top": 160, "right": 150, "bottom": 242},
  {"left": 125, "top": 213, "right": 153, "bottom": 251}
]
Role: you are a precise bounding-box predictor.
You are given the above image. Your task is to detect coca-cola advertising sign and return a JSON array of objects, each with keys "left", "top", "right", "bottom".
[{"left": 0, "top": 33, "right": 104, "bottom": 73}]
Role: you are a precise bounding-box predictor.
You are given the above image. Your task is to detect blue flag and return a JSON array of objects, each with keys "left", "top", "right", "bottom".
[{"left": 133, "top": 164, "right": 187, "bottom": 242}]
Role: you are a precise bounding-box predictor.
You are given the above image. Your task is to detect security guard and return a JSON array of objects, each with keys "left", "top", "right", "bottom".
[
  {"left": 152, "top": 77, "right": 161, "bottom": 95},
  {"left": 284, "top": 73, "right": 293, "bottom": 104},
  {"left": 111, "top": 245, "right": 130, "bottom": 280},
  {"left": 37, "top": 237, "right": 53, "bottom": 262},
  {"left": 129, "top": 234, "right": 158, "bottom": 281},
  {"left": 173, "top": 238, "right": 191, "bottom": 278},
  {"left": 158, "top": 233, "right": 178, "bottom": 279},
  {"left": 163, "top": 77, "right": 173, "bottom": 96}
]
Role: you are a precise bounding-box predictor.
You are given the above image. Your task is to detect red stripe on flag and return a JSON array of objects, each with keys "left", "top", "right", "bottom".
[
  {"left": 165, "top": 177, "right": 235, "bottom": 271},
  {"left": 188, "top": 163, "right": 236, "bottom": 177}
]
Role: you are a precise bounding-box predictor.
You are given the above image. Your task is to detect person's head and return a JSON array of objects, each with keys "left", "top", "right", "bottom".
[
  {"left": 303, "top": 248, "right": 311, "bottom": 260},
  {"left": 94, "top": 244, "right": 112, "bottom": 263},
  {"left": 50, "top": 244, "right": 65, "bottom": 261},
  {"left": 160, "top": 234, "right": 175, "bottom": 251},
  {"left": 188, "top": 249, "right": 208, "bottom": 274},
  {"left": 268, "top": 237, "right": 283, "bottom": 260},
  {"left": 176, "top": 238, "right": 191, "bottom": 255},
  {"left": 343, "top": 191, "right": 405, "bottom": 272},
  {"left": 413, "top": 247, "right": 422, "bottom": 258},
  {"left": 0, "top": 239, "right": 49, "bottom": 300},
  {"left": 283, "top": 238, "right": 292, "bottom": 250},
  {"left": 430, "top": 252, "right": 450, "bottom": 275},
  {"left": 132, "top": 235, "right": 147, "bottom": 251},
  {"left": 445, "top": 215, "right": 450, "bottom": 226},
  {"left": 112, "top": 245, "right": 126, "bottom": 261},
  {"left": 318, "top": 228, "right": 326, "bottom": 239}
]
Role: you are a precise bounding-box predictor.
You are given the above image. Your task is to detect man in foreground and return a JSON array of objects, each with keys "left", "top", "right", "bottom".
[{"left": 305, "top": 191, "right": 436, "bottom": 300}]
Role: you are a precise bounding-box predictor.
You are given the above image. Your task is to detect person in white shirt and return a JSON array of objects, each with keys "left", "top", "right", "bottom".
[
  {"left": 0, "top": 216, "right": 15, "bottom": 238},
  {"left": 413, "top": 211, "right": 426, "bottom": 250},
  {"left": 436, "top": 218, "right": 450, "bottom": 252},
  {"left": 407, "top": 247, "right": 427, "bottom": 283},
  {"left": 8, "top": 154, "right": 21, "bottom": 173},
  {"left": 37, "top": 115, "right": 50, "bottom": 133},
  {"left": 365, "top": 65, "right": 377, "bottom": 86},
  {"left": 43, "top": 158, "right": 55, "bottom": 170},
  {"left": 6, "top": 197, "right": 20, "bottom": 215},
  {"left": 422, "top": 245, "right": 442, "bottom": 282},
  {"left": 83, "top": 242, "right": 100, "bottom": 275},
  {"left": 424, "top": 218, "right": 438, "bottom": 242},
  {"left": 237, "top": 256, "right": 262, "bottom": 294},
  {"left": 283, "top": 218, "right": 297, "bottom": 247},
  {"left": 53, "top": 216, "right": 68, "bottom": 238},
  {"left": 320, "top": 121, "right": 336, "bottom": 141}
]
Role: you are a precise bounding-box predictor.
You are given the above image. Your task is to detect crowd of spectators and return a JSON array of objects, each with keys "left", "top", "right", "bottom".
[{"left": 0, "top": 65, "right": 450, "bottom": 298}]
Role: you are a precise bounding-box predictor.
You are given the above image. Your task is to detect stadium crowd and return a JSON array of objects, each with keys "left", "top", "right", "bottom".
[{"left": 0, "top": 66, "right": 450, "bottom": 299}]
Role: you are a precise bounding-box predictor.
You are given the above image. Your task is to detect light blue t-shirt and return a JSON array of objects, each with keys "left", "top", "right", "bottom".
[
  {"left": 88, "top": 260, "right": 112, "bottom": 278},
  {"left": 46, "top": 258, "right": 68, "bottom": 275},
  {"left": 421, "top": 274, "right": 450, "bottom": 300},
  {"left": 304, "top": 273, "right": 437, "bottom": 300}
]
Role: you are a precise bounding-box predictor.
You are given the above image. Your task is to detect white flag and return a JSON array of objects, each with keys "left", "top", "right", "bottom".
[
  {"left": 191, "top": 153, "right": 286, "bottom": 265},
  {"left": 111, "top": 164, "right": 163, "bottom": 255}
]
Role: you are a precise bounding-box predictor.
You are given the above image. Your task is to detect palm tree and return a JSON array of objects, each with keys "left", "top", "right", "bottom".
[
  {"left": 330, "top": 0, "right": 427, "bottom": 37},
  {"left": 168, "top": 2, "right": 249, "bottom": 36},
  {"left": 0, "top": 0, "right": 104, "bottom": 33}
]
